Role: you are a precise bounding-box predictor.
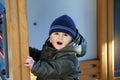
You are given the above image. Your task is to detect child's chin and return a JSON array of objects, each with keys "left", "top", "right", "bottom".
[{"left": 56, "top": 47, "right": 63, "bottom": 50}]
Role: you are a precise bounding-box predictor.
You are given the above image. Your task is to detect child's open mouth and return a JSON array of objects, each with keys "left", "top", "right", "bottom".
[{"left": 57, "top": 41, "right": 63, "bottom": 45}]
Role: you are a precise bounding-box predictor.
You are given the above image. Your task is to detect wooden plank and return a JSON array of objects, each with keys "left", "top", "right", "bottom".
[
  {"left": 114, "top": 77, "right": 120, "bottom": 80},
  {"left": 80, "top": 60, "right": 99, "bottom": 70},
  {"left": 5, "top": 0, "right": 30, "bottom": 79},
  {"left": 5, "top": 0, "right": 21, "bottom": 79},
  {"left": 97, "top": 0, "right": 108, "bottom": 80},
  {"left": 107, "top": 0, "right": 114, "bottom": 80},
  {"left": 81, "top": 67, "right": 99, "bottom": 75},
  {"left": 80, "top": 74, "right": 100, "bottom": 80},
  {"left": 80, "top": 60, "right": 100, "bottom": 80},
  {"left": 17, "top": 0, "right": 30, "bottom": 79}
]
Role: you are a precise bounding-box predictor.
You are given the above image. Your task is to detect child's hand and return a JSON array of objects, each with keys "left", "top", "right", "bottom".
[{"left": 24, "top": 56, "right": 35, "bottom": 69}]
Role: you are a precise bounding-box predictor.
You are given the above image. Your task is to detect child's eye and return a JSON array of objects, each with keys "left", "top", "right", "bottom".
[
  {"left": 54, "top": 32, "right": 59, "bottom": 35},
  {"left": 64, "top": 33, "right": 68, "bottom": 36}
]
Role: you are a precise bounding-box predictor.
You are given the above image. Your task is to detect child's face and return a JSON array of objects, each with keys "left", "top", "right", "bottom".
[{"left": 49, "top": 32, "right": 73, "bottom": 50}]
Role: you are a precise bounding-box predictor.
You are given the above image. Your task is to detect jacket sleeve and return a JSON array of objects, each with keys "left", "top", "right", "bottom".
[
  {"left": 31, "top": 53, "right": 79, "bottom": 79},
  {"left": 29, "top": 47, "right": 42, "bottom": 62}
]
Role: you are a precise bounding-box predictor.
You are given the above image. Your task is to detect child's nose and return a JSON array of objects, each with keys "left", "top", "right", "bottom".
[{"left": 58, "top": 35, "right": 63, "bottom": 39}]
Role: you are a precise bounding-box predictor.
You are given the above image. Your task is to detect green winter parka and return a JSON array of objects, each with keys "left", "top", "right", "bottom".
[{"left": 30, "top": 30, "right": 87, "bottom": 80}]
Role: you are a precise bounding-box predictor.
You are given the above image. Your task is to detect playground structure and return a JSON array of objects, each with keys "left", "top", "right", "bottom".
[{"left": 0, "top": 0, "right": 120, "bottom": 80}]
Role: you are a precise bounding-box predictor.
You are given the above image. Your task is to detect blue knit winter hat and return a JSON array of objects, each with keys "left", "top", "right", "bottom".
[{"left": 49, "top": 15, "right": 77, "bottom": 38}]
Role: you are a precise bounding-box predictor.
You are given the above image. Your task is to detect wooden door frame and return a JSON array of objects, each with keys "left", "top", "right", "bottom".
[
  {"left": 97, "top": 0, "right": 114, "bottom": 80},
  {"left": 107, "top": 0, "right": 114, "bottom": 80},
  {"left": 97, "top": 0, "right": 108, "bottom": 80}
]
